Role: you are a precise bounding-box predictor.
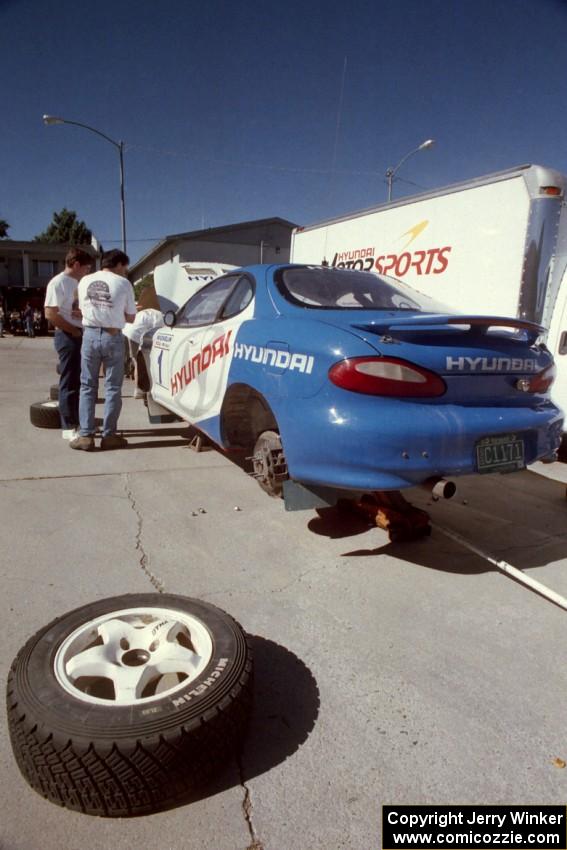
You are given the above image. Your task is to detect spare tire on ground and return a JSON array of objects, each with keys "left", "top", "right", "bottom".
[
  {"left": 7, "top": 593, "right": 253, "bottom": 817},
  {"left": 29, "top": 400, "right": 61, "bottom": 429}
]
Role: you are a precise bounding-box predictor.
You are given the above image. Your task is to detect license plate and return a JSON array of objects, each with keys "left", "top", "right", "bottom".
[{"left": 475, "top": 433, "right": 525, "bottom": 474}]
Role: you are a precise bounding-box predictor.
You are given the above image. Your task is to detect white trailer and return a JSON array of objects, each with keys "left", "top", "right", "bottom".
[{"left": 291, "top": 164, "right": 567, "bottom": 423}]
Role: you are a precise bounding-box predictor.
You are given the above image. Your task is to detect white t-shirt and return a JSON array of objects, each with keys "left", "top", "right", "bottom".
[
  {"left": 44, "top": 272, "right": 82, "bottom": 329},
  {"left": 78, "top": 269, "right": 136, "bottom": 330},
  {"left": 122, "top": 308, "right": 164, "bottom": 344}
]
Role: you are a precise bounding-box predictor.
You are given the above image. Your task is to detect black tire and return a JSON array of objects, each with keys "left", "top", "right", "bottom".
[
  {"left": 29, "top": 400, "right": 61, "bottom": 429},
  {"left": 7, "top": 593, "right": 253, "bottom": 817},
  {"left": 49, "top": 383, "right": 59, "bottom": 400},
  {"left": 252, "top": 429, "right": 288, "bottom": 497}
]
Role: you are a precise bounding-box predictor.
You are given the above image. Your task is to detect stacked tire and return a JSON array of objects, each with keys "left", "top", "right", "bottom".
[
  {"left": 29, "top": 400, "right": 60, "bottom": 429},
  {"left": 29, "top": 384, "right": 62, "bottom": 428}
]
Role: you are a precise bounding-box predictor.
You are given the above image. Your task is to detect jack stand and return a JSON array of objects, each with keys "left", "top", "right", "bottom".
[
  {"left": 187, "top": 433, "right": 213, "bottom": 453},
  {"left": 344, "top": 491, "right": 431, "bottom": 542}
]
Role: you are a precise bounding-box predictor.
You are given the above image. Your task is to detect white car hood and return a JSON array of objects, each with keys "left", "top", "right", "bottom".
[{"left": 153, "top": 261, "right": 237, "bottom": 313}]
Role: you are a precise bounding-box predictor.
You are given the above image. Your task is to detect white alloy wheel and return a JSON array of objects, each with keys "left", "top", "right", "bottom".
[{"left": 54, "top": 607, "right": 214, "bottom": 706}]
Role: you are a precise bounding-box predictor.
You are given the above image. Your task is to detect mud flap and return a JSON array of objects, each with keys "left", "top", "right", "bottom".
[{"left": 282, "top": 480, "right": 364, "bottom": 511}]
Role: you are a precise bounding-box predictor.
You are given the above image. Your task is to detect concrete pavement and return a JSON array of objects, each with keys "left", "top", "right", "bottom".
[{"left": 1, "top": 335, "right": 566, "bottom": 850}]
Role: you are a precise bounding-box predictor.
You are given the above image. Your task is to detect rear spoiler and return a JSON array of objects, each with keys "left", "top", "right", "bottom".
[{"left": 353, "top": 314, "right": 546, "bottom": 343}]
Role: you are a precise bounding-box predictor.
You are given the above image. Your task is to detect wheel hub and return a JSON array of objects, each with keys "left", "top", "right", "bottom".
[
  {"left": 252, "top": 441, "right": 287, "bottom": 490},
  {"left": 121, "top": 648, "right": 151, "bottom": 666}
]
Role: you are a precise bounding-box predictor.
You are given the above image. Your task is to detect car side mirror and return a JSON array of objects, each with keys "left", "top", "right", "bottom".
[{"left": 163, "top": 310, "right": 177, "bottom": 328}]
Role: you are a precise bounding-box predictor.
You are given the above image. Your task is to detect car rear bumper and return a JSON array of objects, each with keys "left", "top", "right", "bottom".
[{"left": 279, "top": 395, "right": 564, "bottom": 491}]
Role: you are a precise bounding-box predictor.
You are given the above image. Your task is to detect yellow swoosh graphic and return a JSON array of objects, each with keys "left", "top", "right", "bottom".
[{"left": 400, "top": 220, "right": 429, "bottom": 249}]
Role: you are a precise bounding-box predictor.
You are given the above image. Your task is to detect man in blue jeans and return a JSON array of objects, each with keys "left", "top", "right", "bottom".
[
  {"left": 70, "top": 249, "right": 136, "bottom": 451},
  {"left": 23, "top": 302, "right": 35, "bottom": 337},
  {"left": 44, "top": 248, "right": 94, "bottom": 439}
]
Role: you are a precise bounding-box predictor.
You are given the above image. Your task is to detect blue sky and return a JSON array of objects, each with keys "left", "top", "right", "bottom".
[{"left": 3, "top": 0, "right": 567, "bottom": 264}]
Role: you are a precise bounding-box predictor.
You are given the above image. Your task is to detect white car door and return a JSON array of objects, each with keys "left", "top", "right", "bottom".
[
  {"left": 190, "top": 275, "right": 255, "bottom": 423},
  {"left": 150, "top": 275, "right": 251, "bottom": 422}
]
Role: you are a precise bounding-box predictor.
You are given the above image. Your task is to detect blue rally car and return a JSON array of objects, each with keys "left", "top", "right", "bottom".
[{"left": 146, "top": 264, "right": 563, "bottom": 506}]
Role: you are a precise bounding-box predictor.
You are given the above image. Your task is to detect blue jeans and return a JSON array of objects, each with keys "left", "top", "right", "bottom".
[
  {"left": 79, "top": 328, "right": 125, "bottom": 437},
  {"left": 54, "top": 330, "right": 82, "bottom": 429}
]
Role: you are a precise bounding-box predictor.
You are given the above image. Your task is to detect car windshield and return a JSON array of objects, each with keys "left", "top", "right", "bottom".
[{"left": 277, "top": 266, "right": 451, "bottom": 312}]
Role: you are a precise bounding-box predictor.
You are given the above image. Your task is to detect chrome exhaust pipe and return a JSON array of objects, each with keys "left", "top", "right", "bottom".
[{"left": 423, "top": 477, "right": 457, "bottom": 500}]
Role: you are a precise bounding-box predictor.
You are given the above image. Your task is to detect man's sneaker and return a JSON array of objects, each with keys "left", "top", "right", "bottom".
[
  {"left": 61, "top": 428, "right": 78, "bottom": 441},
  {"left": 100, "top": 434, "right": 128, "bottom": 450},
  {"left": 69, "top": 435, "right": 95, "bottom": 451}
]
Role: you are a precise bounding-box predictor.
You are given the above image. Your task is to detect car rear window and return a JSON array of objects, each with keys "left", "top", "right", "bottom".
[{"left": 277, "top": 267, "right": 450, "bottom": 312}]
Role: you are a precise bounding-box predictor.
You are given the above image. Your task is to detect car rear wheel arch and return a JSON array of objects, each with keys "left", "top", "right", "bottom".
[{"left": 220, "top": 383, "right": 279, "bottom": 450}]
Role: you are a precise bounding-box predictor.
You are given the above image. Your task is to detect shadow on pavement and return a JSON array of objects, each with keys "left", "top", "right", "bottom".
[
  {"left": 240, "top": 635, "right": 320, "bottom": 782},
  {"left": 119, "top": 427, "right": 190, "bottom": 438},
  {"left": 308, "top": 505, "right": 371, "bottom": 540},
  {"left": 174, "top": 636, "right": 319, "bottom": 808},
  {"left": 106, "top": 426, "right": 202, "bottom": 451},
  {"left": 306, "top": 471, "right": 567, "bottom": 576},
  {"left": 120, "top": 439, "right": 191, "bottom": 450}
]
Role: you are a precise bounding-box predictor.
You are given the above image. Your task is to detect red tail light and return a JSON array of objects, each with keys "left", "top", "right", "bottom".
[
  {"left": 329, "top": 356, "right": 446, "bottom": 397},
  {"left": 540, "top": 186, "right": 562, "bottom": 196},
  {"left": 517, "top": 364, "right": 556, "bottom": 393}
]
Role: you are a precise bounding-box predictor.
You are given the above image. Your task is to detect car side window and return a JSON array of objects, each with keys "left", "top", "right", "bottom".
[
  {"left": 220, "top": 276, "right": 254, "bottom": 319},
  {"left": 177, "top": 276, "right": 241, "bottom": 327}
]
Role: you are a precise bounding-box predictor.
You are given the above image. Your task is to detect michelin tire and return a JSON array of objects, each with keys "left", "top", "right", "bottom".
[{"left": 7, "top": 593, "right": 253, "bottom": 817}]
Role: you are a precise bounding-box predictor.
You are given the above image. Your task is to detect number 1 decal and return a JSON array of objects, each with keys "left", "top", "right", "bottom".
[{"left": 157, "top": 349, "right": 164, "bottom": 386}]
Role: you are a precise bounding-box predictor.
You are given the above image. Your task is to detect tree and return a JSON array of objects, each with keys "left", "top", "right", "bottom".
[
  {"left": 34, "top": 208, "right": 92, "bottom": 245},
  {"left": 134, "top": 273, "right": 159, "bottom": 308},
  {"left": 0, "top": 219, "right": 10, "bottom": 239}
]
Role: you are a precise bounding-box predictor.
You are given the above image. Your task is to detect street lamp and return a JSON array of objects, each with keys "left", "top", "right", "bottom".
[
  {"left": 42, "top": 114, "right": 127, "bottom": 252},
  {"left": 385, "top": 138, "right": 435, "bottom": 202}
]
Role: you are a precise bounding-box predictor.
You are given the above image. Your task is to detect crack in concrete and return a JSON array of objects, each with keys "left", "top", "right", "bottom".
[
  {"left": 0, "top": 471, "right": 126, "bottom": 483},
  {"left": 0, "top": 462, "right": 230, "bottom": 484},
  {"left": 271, "top": 562, "right": 339, "bottom": 594},
  {"left": 237, "top": 756, "right": 264, "bottom": 850},
  {"left": 123, "top": 473, "right": 165, "bottom": 593},
  {"left": 198, "top": 564, "right": 332, "bottom": 600}
]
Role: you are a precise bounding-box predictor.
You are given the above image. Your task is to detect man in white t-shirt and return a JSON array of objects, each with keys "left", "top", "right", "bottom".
[
  {"left": 44, "top": 247, "right": 94, "bottom": 439},
  {"left": 70, "top": 249, "right": 136, "bottom": 451},
  {"left": 122, "top": 307, "right": 164, "bottom": 398}
]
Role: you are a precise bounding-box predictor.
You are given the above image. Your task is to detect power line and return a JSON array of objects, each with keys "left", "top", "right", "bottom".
[
  {"left": 126, "top": 141, "right": 383, "bottom": 178},
  {"left": 330, "top": 57, "right": 348, "bottom": 176},
  {"left": 100, "top": 237, "right": 163, "bottom": 244},
  {"left": 386, "top": 176, "right": 428, "bottom": 190}
]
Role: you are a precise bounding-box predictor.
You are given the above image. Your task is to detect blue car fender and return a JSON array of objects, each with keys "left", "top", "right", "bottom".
[{"left": 226, "top": 318, "right": 377, "bottom": 401}]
